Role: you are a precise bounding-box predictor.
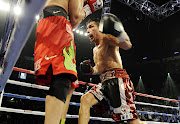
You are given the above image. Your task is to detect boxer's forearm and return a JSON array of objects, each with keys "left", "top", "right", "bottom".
[
  {"left": 70, "top": 10, "right": 85, "bottom": 29},
  {"left": 104, "top": 33, "right": 132, "bottom": 50},
  {"left": 69, "top": 0, "right": 85, "bottom": 29}
]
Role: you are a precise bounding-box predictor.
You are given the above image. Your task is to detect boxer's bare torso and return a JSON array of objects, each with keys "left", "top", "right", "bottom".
[
  {"left": 93, "top": 39, "right": 123, "bottom": 74},
  {"left": 87, "top": 21, "right": 124, "bottom": 74}
]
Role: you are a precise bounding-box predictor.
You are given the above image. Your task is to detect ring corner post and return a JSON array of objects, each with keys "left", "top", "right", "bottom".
[
  {"left": 0, "top": 90, "right": 4, "bottom": 108},
  {"left": 0, "top": 0, "right": 47, "bottom": 92}
]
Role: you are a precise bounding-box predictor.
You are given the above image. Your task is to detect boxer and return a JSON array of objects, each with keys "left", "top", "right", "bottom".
[
  {"left": 79, "top": 14, "right": 146, "bottom": 124},
  {"left": 34, "top": 0, "right": 103, "bottom": 124}
]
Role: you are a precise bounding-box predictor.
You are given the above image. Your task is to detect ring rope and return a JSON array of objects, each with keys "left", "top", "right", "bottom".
[
  {"left": 7, "top": 79, "right": 83, "bottom": 96},
  {"left": 13, "top": 67, "right": 35, "bottom": 75},
  {"left": 0, "top": 107, "right": 178, "bottom": 123},
  {"left": 136, "top": 110, "right": 180, "bottom": 118},
  {"left": 12, "top": 67, "right": 180, "bottom": 103},
  {"left": 135, "top": 92, "right": 179, "bottom": 103},
  {"left": 3, "top": 86, "right": 179, "bottom": 110},
  {"left": 135, "top": 101, "right": 179, "bottom": 110},
  {"left": 0, "top": 107, "right": 115, "bottom": 122},
  {"left": 2, "top": 92, "right": 180, "bottom": 118},
  {"left": 7, "top": 79, "right": 49, "bottom": 90},
  {"left": 3, "top": 79, "right": 180, "bottom": 121}
]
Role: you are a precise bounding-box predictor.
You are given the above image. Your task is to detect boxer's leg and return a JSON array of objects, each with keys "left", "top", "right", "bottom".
[
  {"left": 45, "top": 95, "right": 65, "bottom": 124},
  {"left": 78, "top": 92, "right": 99, "bottom": 124},
  {"left": 45, "top": 75, "right": 71, "bottom": 124},
  {"left": 60, "top": 87, "right": 75, "bottom": 124}
]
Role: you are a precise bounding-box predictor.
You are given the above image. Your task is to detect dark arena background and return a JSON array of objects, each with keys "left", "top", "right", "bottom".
[{"left": 0, "top": 0, "right": 180, "bottom": 123}]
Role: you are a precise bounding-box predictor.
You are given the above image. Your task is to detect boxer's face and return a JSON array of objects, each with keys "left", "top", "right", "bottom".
[{"left": 87, "top": 21, "right": 99, "bottom": 42}]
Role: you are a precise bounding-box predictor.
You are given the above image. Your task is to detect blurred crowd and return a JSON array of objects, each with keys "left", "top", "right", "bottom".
[{"left": 136, "top": 95, "right": 180, "bottom": 123}]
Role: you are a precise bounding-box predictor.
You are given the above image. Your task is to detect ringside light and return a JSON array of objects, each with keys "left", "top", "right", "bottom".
[
  {"left": 14, "top": 5, "right": 22, "bottom": 16},
  {"left": 0, "top": 1, "right": 10, "bottom": 12}
]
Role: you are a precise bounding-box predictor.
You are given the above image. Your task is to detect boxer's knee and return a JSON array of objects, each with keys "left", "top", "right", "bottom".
[
  {"left": 80, "top": 94, "right": 91, "bottom": 108},
  {"left": 80, "top": 93, "right": 98, "bottom": 108},
  {"left": 80, "top": 95, "right": 89, "bottom": 107}
]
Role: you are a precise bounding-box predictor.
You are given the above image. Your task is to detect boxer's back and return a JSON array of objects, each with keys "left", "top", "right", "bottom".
[
  {"left": 44, "top": 0, "right": 69, "bottom": 14},
  {"left": 44, "top": 0, "right": 85, "bottom": 28}
]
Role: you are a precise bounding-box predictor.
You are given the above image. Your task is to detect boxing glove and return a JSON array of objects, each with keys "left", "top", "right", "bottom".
[
  {"left": 83, "top": 4, "right": 92, "bottom": 17},
  {"left": 88, "top": 0, "right": 103, "bottom": 12},
  {"left": 80, "top": 60, "right": 93, "bottom": 74},
  {"left": 84, "top": 0, "right": 103, "bottom": 17},
  {"left": 99, "top": 13, "right": 124, "bottom": 38}
]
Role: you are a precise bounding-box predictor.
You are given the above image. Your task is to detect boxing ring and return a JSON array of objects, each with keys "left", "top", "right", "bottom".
[
  {"left": 0, "top": 67, "right": 179, "bottom": 123},
  {"left": 0, "top": 0, "right": 180, "bottom": 123}
]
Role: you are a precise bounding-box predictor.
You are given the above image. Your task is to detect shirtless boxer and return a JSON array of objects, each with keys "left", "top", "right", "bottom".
[
  {"left": 78, "top": 14, "right": 146, "bottom": 124},
  {"left": 34, "top": 0, "right": 103, "bottom": 124}
]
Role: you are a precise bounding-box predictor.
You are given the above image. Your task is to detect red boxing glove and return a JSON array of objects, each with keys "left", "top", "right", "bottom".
[
  {"left": 83, "top": 4, "right": 92, "bottom": 17},
  {"left": 88, "top": 0, "right": 103, "bottom": 12},
  {"left": 84, "top": 0, "right": 103, "bottom": 17}
]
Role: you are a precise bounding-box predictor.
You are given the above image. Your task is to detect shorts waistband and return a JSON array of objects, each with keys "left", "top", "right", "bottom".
[
  {"left": 100, "top": 68, "right": 129, "bottom": 82},
  {"left": 43, "top": 6, "right": 67, "bottom": 19}
]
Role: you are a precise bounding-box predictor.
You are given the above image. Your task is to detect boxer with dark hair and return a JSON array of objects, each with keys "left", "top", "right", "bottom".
[
  {"left": 78, "top": 14, "right": 146, "bottom": 124},
  {"left": 34, "top": 0, "right": 103, "bottom": 124}
]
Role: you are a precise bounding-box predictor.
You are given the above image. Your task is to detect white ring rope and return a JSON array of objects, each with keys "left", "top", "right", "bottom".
[
  {"left": 7, "top": 79, "right": 83, "bottom": 96},
  {"left": 7, "top": 79, "right": 49, "bottom": 90},
  {"left": 0, "top": 107, "right": 177, "bottom": 123},
  {"left": 0, "top": 107, "right": 115, "bottom": 122},
  {"left": 12, "top": 67, "right": 180, "bottom": 103},
  {"left": 1, "top": 68, "right": 179, "bottom": 122},
  {"left": 6, "top": 79, "right": 179, "bottom": 110},
  {"left": 135, "top": 101, "right": 179, "bottom": 110}
]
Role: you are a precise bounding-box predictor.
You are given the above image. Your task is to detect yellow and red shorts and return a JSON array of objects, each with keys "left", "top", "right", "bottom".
[{"left": 34, "top": 6, "right": 78, "bottom": 88}]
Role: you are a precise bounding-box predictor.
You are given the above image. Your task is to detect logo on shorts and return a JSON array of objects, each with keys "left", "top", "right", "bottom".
[
  {"left": 45, "top": 55, "right": 57, "bottom": 60},
  {"left": 120, "top": 105, "right": 130, "bottom": 114},
  {"left": 34, "top": 58, "right": 42, "bottom": 72},
  {"left": 66, "top": 24, "right": 74, "bottom": 39},
  {"left": 53, "top": 11, "right": 61, "bottom": 14},
  {"left": 119, "top": 105, "right": 133, "bottom": 120}
]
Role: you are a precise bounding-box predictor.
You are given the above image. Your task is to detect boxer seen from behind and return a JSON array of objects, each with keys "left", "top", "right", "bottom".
[{"left": 34, "top": 0, "right": 103, "bottom": 124}]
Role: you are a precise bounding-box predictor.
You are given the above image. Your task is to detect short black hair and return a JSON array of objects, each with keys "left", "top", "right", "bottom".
[{"left": 86, "top": 18, "right": 100, "bottom": 27}]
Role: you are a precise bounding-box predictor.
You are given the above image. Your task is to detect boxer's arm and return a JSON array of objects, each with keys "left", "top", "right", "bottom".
[
  {"left": 100, "top": 13, "right": 132, "bottom": 50},
  {"left": 103, "top": 33, "right": 132, "bottom": 50},
  {"left": 92, "top": 49, "right": 99, "bottom": 74},
  {"left": 69, "top": 0, "right": 86, "bottom": 28}
]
